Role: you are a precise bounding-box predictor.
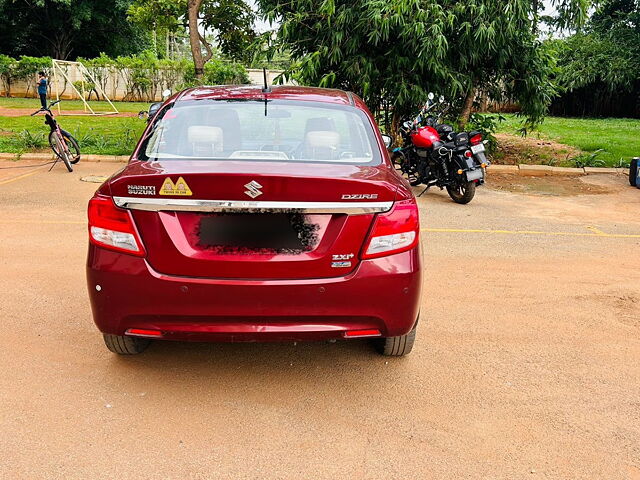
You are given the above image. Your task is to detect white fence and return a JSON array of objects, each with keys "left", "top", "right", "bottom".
[{"left": 0, "top": 67, "right": 286, "bottom": 102}]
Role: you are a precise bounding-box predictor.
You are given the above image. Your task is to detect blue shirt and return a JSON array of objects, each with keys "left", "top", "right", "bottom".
[{"left": 37, "top": 78, "right": 47, "bottom": 95}]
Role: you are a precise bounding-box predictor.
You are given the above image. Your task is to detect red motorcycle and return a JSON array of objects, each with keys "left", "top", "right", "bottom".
[{"left": 393, "top": 94, "right": 489, "bottom": 204}]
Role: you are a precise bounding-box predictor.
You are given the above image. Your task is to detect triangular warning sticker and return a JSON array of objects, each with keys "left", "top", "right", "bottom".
[
  {"left": 174, "top": 177, "right": 193, "bottom": 196},
  {"left": 159, "top": 176, "right": 192, "bottom": 196},
  {"left": 159, "top": 178, "right": 175, "bottom": 195}
]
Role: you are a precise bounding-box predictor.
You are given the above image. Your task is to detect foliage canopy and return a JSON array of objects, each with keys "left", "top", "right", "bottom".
[
  {"left": 258, "top": 0, "right": 589, "bottom": 130},
  {"left": 0, "top": 0, "right": 149, "bottom": 59}
]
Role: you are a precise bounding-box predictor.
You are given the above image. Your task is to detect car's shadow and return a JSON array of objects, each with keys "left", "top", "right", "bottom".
[
  {"left": 97, "top": 338, "right": 419, "bottom": 404},
  {"left": 105, "top": 338, "right": 403, "bottom": 379}
]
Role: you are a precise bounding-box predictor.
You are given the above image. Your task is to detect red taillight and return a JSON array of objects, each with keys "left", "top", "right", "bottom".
[
  {"left": 88, "top": 195, "right": 145, "bottom": 256},
  {"left": 470, "top": 134, "right": 483, "bottom": 145},
  {"left": 361, "top": 198, "right": 420, "bottom": 259}
]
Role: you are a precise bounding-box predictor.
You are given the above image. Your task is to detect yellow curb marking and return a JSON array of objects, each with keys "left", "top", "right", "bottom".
[
  {"left": 0, "top": 220, "right": 85, "bottom": 225},
  {"left": 0, "top": 168, "right": 41, "bottom": 186},
  {"left": 585, "top": 226, "right": 607, "bottom": 236},
  {"left": 421, "top": 227, "right": 640, "bottom": 239}
]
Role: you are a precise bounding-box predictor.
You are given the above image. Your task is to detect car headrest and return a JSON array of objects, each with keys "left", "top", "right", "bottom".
[
  {"left": 304, "top": 117, "right": 336, "bottom": 134},
  {"left": 305, "top": 130, "right": 340, "bottom": 149},
  {"left": 188, "top": 126, "right": 223, "bottom": 155}
]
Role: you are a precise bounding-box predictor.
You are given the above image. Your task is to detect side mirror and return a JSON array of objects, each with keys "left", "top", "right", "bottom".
[
  {"left": 381, "top": 134, "right": 393, "bottom": 148},
  {"left": 147, "top": 102, "right": 162, "bottom": 122},
  {"left": 162, "top": 89, "right": 172, "bottom": 99},
  {"left": 439, "top": 95, "right": 445, "bottom": 103},
  {"left": 428, "top": 92, "right": 435, "bottom": 100}
]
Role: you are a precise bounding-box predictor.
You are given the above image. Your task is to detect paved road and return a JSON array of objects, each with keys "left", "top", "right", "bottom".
[{"left": 1, "top": 162, "right": 639, "bottom": 479}]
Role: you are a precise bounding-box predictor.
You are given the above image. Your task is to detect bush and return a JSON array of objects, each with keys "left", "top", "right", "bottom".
[
  {"left": 182, "top": 58, "right": 250, "bottom": 87},
  {"left": 78, "top": 53, "right": 117, "bottom": 99},
  {"left": 465, "top": 113, "right": 505, "bottom": 154},
  {"left": 1, "top": 53, "right": 251, "bottom": 101},
  {"left": 116, "top": 52, "right": 158, "bottom": 101},
  {"left": 0, "top": 54, "right": 17, "bottom": 96},
  {"left": 15, "top": 56, "right": 52, "bottom": 95},
  {"left": 16, "top": 130, "right": 48, "bottom": 149},
  {"left": 72, "top": 80, "right": 97, "bottom": 100}
]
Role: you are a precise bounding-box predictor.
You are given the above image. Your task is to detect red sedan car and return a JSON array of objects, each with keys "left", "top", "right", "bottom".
[{"left": 86, "top": 85, "right": 422, "bottom": 356}]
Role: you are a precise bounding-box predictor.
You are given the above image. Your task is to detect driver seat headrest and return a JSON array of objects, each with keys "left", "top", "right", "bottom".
[{"left": 188, "top": 126, "right": 223, "bottom": 156}]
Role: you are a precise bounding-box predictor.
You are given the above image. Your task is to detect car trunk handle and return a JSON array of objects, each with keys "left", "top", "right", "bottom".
[{"left": 112, "top": 197, "right": 393, "bottom": 215}]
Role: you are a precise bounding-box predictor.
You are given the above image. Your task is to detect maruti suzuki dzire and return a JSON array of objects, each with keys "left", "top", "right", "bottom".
[{"left": 86, "top": 86, "right": 422, "bottom": 356}]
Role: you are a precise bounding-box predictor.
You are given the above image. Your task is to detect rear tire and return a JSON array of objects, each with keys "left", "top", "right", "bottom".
[
  {"left": 103, "top": 334, "right": 150, "bottom": 355},
  {"left": 630, "top": 157, "right": 638, "bottom": 187},
  {"left": 446, "top": 180, "right": 476, "bottom": 204},
  {"left": 375, "top": 322, "right": 417, "bottom": 356}
]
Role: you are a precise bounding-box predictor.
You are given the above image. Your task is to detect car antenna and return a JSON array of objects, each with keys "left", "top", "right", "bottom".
[
  {"left": 262, "top": 67, "right": 271, "bottom": 94},
  {"left": 262, "top": 67, "right": 271, "bottom": 116}
]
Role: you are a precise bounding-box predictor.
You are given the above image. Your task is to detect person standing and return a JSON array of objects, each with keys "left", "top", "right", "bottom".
[{"left": 37, "top": 71, "right": 48, "bottom": 109}]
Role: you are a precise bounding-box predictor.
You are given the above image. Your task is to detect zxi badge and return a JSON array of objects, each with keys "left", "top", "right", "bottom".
[{"left": 244, "top": 180, "right": 263, "bottom": 198}]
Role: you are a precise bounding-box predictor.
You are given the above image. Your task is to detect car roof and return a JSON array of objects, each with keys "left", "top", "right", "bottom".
[{"left": 173, "top": 85, "right": 357, "bottom": 107}]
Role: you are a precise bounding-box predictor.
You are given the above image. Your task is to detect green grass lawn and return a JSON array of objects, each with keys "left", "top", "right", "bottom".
[
  {"left": 0, "top": 96, "right": 151, "bottom": 113},
  {"left": 0, "top": 114, "right": 146, "bottom": 155},
  {"left": 497, "top": 115, "right": 640, "bottom": 167},
  {"left": 1, "top": 97, "right": 639, "bottom": 164}
]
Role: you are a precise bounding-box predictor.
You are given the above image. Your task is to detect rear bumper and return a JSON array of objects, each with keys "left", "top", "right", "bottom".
[{"left": 86, "top": 246, "right": 422, "bottom": 342}]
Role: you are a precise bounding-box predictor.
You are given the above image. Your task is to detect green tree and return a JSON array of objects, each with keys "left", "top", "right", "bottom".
[
  {"left": 14, "top": 56, "right": 52, "bottom": 96},
  {"left": 128, "top": 0, "right": 256, "bottom": 78},
  {"left": 0, "top": 54, "right": 17, "bottom": 97},
  {"left": 550, "top": 0, "right": 639, "bottom": 117},
  {"left": 257, "top": 0, "right": 589, "bottom": 132},
  {"left": 0, "top": 0, "right": 150, "bottom": 59}
]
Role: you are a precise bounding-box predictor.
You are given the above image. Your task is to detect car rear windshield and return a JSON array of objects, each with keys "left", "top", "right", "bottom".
[{"left": 139, "top": 99, "right": 381, "bottom": 165}]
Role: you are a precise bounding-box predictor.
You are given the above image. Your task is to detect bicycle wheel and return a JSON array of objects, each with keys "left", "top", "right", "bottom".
[
  {"left": 49, "top": 131, "right": 73, "bottom": 172},
  {"left": 50, "top": 130, "right": 80, "bottom": 164}
]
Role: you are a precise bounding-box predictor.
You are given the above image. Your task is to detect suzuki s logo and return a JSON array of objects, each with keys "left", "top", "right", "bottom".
[{"left": 244, "top": 180, "right": 263, "bottom": 198}]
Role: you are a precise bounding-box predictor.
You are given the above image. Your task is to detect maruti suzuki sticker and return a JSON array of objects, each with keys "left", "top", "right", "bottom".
[
  {"left": 127, "top": 185, "right": 156, "bottom": 195},
  {"left": 159, "top": 177, "right": 193, "bottom": 196}
]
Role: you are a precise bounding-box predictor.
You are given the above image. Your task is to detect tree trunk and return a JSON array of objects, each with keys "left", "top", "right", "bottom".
[
  {"left": 479, "top": 90, "right": 489, "bottom": 112},
  {"left": 188, "top": 0, "right": 205, "bottom": 79},
  {"left": 391, "top": 110, "right": 403, "bottom": 145},
  {"left": 458, "top": 85, "right": 476, "bottom": 129}
]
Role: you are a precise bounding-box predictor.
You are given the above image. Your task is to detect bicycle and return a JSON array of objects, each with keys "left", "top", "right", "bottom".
[{"left": 31, "top": 100, "right": 80, "bottom": 172}]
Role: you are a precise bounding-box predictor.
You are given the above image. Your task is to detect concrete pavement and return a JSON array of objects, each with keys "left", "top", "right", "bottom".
[{"left": 0, "top": 162, "right": 639, "bottom": 479}]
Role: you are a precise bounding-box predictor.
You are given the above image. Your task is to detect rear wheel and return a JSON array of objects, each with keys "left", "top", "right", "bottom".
[
  {"left": 630, "top": 157, "right": 638, "bottom": 187},
  {"left": 446, "top": 180, "right": 476, "bottom": 204},
  {"left": 103, "top": 334, "right": 151, "bottom": 355},
  {"left": 375, "top": 321, "right": 417, "bottom": 356}
]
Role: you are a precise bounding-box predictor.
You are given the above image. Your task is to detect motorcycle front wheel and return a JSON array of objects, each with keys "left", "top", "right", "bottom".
[
  {"left": 446, "top": 181, "right": 476, "bottom": 204},
  {"left": 392, "top": 151, "right": 421, "bottom": 186}
]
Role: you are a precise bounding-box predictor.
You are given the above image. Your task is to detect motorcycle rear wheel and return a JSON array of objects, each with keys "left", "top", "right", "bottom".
[{"left": 446, "top": 181, "right": 476, "bottom": 204}]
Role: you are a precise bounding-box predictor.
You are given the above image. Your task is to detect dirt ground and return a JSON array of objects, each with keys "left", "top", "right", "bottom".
[
  {"left": 494, "top": 132, "right": 582, "bottom": 166},
  {"left": 488, "top": 172, "right": 613, "bottom": 196},
  {"left": 0, "top": 162, "right": 639, "bottom": 479}
]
